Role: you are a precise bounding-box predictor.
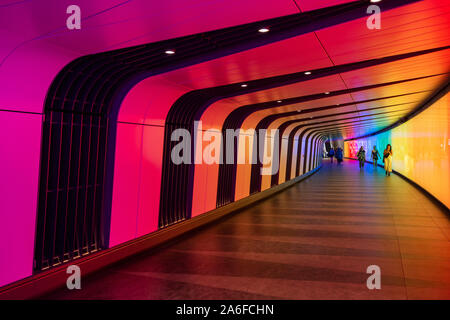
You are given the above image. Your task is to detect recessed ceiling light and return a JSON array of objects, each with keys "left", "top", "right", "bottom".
[
  {"left": 165, "top": 50, "right": 175, "bottom": 55},
  {"left": 258, "top": 28, "right": 270, "bottom": 33},
  {"left": 370, "top": 0, "right": 382, "bottom": 3},
  {"left": 304, "top": 71, "right": 312, "bottom": 75},
  {"left": 241, "top": 84, "right": 248, "bottom": 87},
  {"left": 297, "top": 109, "right": 301, "bottom": 112},
  {"left": 324, "top": 92, "right": 330, "bottom": 95},
  {"left": 277, "top": 100, "right": 282, "bottom": 103}
]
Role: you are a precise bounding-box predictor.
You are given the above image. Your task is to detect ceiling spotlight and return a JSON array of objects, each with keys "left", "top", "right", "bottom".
[
  {"left": 258, "top": 28, "right": 270, "bottom": 33},
  {"left": 297, "top": 109, "right": 301, "bottom": 112},
  {"left": 370, "top": 0, "right": 382, "bottom": 3},
  {"left": 277, "top": 100, "right": 282, "bottom": 103},
  {"left": 324, "top": 91, "right": 330, "bottom": 95},
  {"left": 165, "top": 50, "right": 175, "bottom": 55},
  {"left": 304, "top": 71, "right": 312, "bottom": 75},
  {"left": 241, "top": 84, "right": 248, "bottom": 88}
]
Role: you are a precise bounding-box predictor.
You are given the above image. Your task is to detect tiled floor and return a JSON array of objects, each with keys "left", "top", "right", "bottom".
[{"left": 42, "top": 159, "right": 450, "bottom": 299}]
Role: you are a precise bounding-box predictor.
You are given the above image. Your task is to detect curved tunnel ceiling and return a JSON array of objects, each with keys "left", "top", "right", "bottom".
[
  {"left": 38, "top": 0, "right": 449, "bottom": 238},
  {"left": 2, "top": 0, "right": 448, "bottom": 273}
]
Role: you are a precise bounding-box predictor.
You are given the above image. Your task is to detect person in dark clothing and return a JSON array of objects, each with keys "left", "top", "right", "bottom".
[
  {"left": 335, "top": 147, "right": 343, "bottom": 164},
  {"left": 371, "top": 146, "right": 381, "bottom": 169},
  {"left": 357, "top": 146, "right": 366, "bottom": 169},
  {"left": 328, "top": 148, "right": 335, "bottom": 163}
]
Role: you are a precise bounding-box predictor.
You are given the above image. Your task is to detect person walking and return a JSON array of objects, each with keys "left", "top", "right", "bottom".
[
  {"left": 328, "top": 147, "right": 335, "bottom": 163},
  {"left": 371, "top": 146, "right": 381, "bottom": 169},
  {"left": 383, "top": 144, "right": 393, "bottom": 176},
  {"left": 357, "top": 146, "right": 366, "bottom": 169},
  {"left": 336, "top": 147, "right": 343, "bottom": 164}
]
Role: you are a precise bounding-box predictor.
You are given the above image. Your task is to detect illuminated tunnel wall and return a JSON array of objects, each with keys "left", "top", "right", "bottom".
[
  {"left": 0, "top": 5, "right": 335, "bottom": 287},
  {"left": 1, "top": 0, "right": 449, "bottom": 290},
  {"left": 345, "top": 91, "right": 450, "bottom": 209},
  {"left": 33, "top": 0, "right": 394, "bottom": 274}
]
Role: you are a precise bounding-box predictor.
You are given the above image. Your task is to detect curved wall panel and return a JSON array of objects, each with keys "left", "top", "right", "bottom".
[
  {"left": 109, "top": 75, "right": 191, "bottom": 247},
  {"left": 345, "top": 91, "right": 450, "bottom": 209}
]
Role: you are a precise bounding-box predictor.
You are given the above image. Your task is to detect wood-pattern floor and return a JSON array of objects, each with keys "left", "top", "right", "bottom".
[{"left": 43, "top": 159, "right": 450, "bottom": 299}]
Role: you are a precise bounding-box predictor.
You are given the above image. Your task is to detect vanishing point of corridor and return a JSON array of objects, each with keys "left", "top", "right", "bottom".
[{"left": 43, "top": 160, "right": 450, "bottom": 300}]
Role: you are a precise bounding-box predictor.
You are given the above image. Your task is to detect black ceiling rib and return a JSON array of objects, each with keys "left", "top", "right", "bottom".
[
  {"left": 222, "top": 73, "right": 442, "bottom": 130},
  {"left": 266, "top": 99, "right": 418, "bottom": 186},
  {"left": 211, "top": 53, "right": 448, "bottom": 206},
  {"left": 345, "top": 78, "right": 450, "bottom": 141},
  {"left": 304, "top": 115, "right": 402, "bottom": 135},
  {"left": 161, "top": 47, "right": 449, "bottom": 220},
  {"left": 219, "top": 78, "right": 442, "bottom": 201},
  {"left": 301, "top": 133, "right": 321, "bottom": 180},
  {"left": 251, "top": 104, "right": 409, "bottom": 188},
  {"left": 248, "top": 89, "right": 428, "bottom": 187},
  {"left": 215, "top": 74, "right": 445, "bottom": 205},
  {"left": 316, "top": 120, "right": 396, "bottom": 135},
  {"left": 285, "top": 113, "right": 401, "bottom": 180},
  {"left": 280, "top": 118, "right": 382, "bottom": 181},
  {"left": 309, "top": 134, "right": 323, "bottom": 173},
  {"left": 307, "top": 117, "right": 403, "bottom": 138},
  {"left": 36, "top": 0, "right": 420, "bottom": 271},
  {"left": 153, "top": 0, "right": 429, "bottom": 227},
  {"left": 166, "top": 47, "right": 448, "bottom": 126},
  {"left": 248, "top": 109, "right": 407, "bottom": 194},
  {"left": 254, "top": 94, "right": 423, "bottom": 129},
  {"left": 297, "top": 115, "right": 400, "bottom": 176},
  {"left": 290, "top": 115, "right": 386, "bottom": 179},
  {"left": 284, "top": 115, "right": 397, "bottom": 180}
]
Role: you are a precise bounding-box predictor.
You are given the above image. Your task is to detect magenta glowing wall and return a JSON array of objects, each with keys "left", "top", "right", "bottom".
[{"left": 0, "top": 111, "right": 42, "bottom": 287}]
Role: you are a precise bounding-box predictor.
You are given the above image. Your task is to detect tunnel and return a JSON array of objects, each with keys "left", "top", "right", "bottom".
[{"left": 0, "top": 0, "right": 449, "bottom": 300}]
